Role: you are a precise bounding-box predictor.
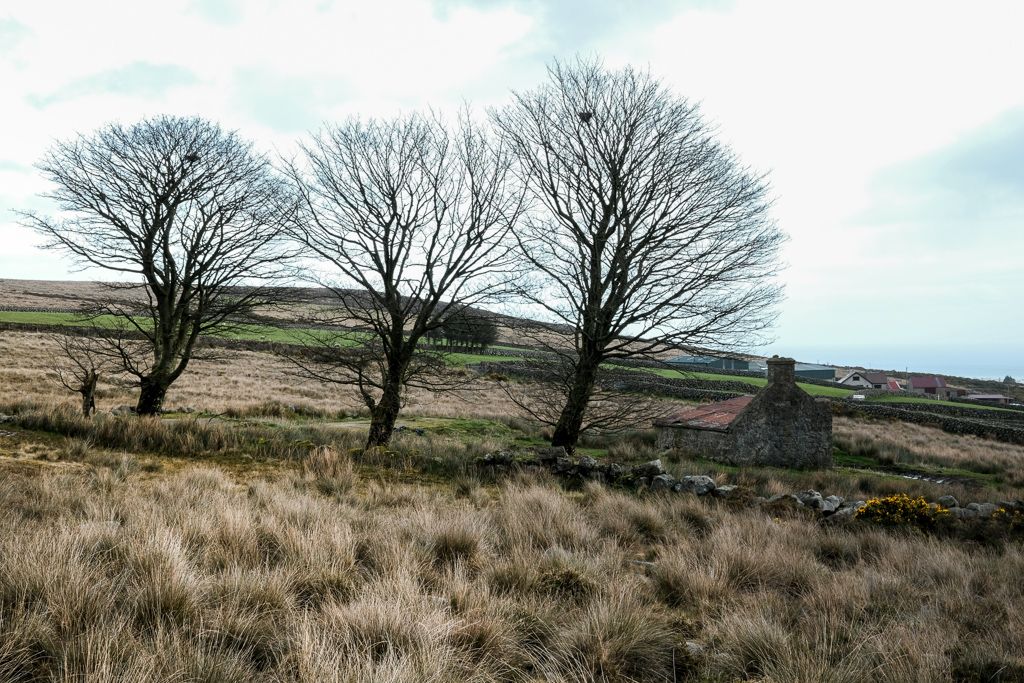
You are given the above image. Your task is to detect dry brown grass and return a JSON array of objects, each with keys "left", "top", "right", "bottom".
[
  {"left": 0, "top": 330, "right": 529, "bottom": 421},
  {"left": 0, "top": 452, "right": 1022, "bottom": 682},
  {"left": 835, "top": 416, "right": 1024, "bottom": 485}
]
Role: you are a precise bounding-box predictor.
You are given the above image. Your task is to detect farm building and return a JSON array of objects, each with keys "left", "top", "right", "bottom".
[
  {"left": 666, "top": 354, "right": 754, "bottom": 371},
  {"left": 655, "top": 356, "right": 833, "bottom": 468},
  {"left": 793, "top": 363, "right": 837, "bottom": 381},
  {"left": 838, "top": 370, "right": 888, "bottom": 389},
  {"left": 907, "top": 375, "right": 963, "bottom": 400}
]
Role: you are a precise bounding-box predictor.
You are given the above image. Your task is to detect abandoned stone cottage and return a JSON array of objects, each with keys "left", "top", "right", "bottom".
[{"left": 655, "top": 356, "right": 833, "bottom": 468}]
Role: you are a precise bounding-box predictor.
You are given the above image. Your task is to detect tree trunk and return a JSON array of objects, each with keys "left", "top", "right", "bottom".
[
  {"left": 81, "top": 370, "right": 98, "bottom": 418},
  {"left": 136, "top": 376, "right": 168, "bottom": 416},
  {"left": 365, "top": 375, "right": 402, "bottom": 449},
  {"left": 550, "top": 360, "right": 599, "bottom": 453}
]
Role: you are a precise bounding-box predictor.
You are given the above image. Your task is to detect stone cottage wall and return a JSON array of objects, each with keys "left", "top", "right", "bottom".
[
  {"left": 656, "top": 426, "right": 732, "bottom": 459},
  {"left": 728, "top": 395, "right": 832, "bottom": 468}
]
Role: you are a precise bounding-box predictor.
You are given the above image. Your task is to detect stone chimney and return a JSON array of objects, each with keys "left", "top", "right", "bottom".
[{"left": 766, "top": 356, "right": 796, "bottom": 386}]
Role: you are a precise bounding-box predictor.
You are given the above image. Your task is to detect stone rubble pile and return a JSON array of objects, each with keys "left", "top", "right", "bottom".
[{"left": 475, "top": 447, "right": 1024, "bottom": 522}]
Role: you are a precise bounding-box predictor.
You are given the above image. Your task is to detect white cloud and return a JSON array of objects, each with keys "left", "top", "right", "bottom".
[{"left": 1, "top": 0, "right": 1022, "bottom": 370}]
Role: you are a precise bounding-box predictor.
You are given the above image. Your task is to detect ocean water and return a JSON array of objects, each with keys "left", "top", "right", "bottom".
[{"left": 769, "top": 345, "right": 1023, "bottom": 383}]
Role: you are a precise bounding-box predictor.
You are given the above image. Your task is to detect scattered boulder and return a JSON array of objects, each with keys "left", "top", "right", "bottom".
[
  {"left": 948, "top": 507, "right": 979, "bottom": 520},
  {"left": 937, "top": 495, "right": 960, "bottom": 509},
  {"left": 678, "top": 475, "right": 716, "bottom": 496},
  {"left": 552, "top": 456, "right": 574, "bottom": 475},
  {"left": 762, "top": 493, "right": 806, "bottom": 515},
  {"left": 822, "top": 495, "right": 843, "bottom": 514},
  {"left": 631, "top": 459, "right": 665, "bottom": 478},
  {"left": 477, "top": 450, "right": 515, "bottom": 467},
  {"left": 577, "top": 455, "right": 598, "bottom": 471},
  {"left": 712, "top": 484, "right": 738, "bottom": 498},
  {"left": 828, "top": 500, "right": 865, "bottom": 522},
  {"left": 768, "top": 493, "right": 803, "bottom": 505},
  {"left": 535, "top": 446, "right": 567, "bottom": 465},
  {"left": 605, "top": 463, "right": 627, "bottom": 481},
  {"left": 650, "top": 474, "right": 675, "bottom": 492},
  {"left": 966, "top": 502, "right": 998, "bottom": 517},
  {"left": 796, "top": 490, "right": 825, "bottom": 509}
]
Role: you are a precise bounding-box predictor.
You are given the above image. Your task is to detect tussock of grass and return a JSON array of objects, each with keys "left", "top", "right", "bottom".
[{"left": 0, "top": 461, "right": 1022, "bottom": 681}]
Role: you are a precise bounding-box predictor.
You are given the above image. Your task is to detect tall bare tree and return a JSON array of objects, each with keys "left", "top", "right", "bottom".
[
  {"left": 20, "top": 116, "right": 293, "bottom": 415},
  {"left": 286, "top": 113, "right": 523, "bottom": 448},
  {"left": 492, "top": 59, "right": 785, "bottom": 452}
]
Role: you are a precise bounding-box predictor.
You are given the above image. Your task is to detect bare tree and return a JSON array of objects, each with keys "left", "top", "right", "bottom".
[
  {"left": 492, "top": 59, "right": 785, "bottom": 452},
  {"left": 50, "top": 333, "right": 112, "bottom": 417},
  {"left": 286, "top": 112, "right": 523, "bottom": 448},
  {"left": 495, "top": 358, "right": 671, "bottom": 437},
  {"left": 20, "top": 116, "right": 294, "bottom": 415}
]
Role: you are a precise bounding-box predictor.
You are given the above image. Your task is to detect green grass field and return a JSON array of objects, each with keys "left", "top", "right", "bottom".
[
  {"left": 0, "top": 311, "right": 124, "bottom": 327},
  {"left": 640, "top": 366, "right": 855, "bottom": 398},
  {"left": 866, "top": 394, "right": 1019, "bottom": 413}
]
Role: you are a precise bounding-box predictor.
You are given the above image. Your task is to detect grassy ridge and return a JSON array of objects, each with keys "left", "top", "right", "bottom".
[{"left": 0, "top": 310, "right": 520, "bottom": 365}]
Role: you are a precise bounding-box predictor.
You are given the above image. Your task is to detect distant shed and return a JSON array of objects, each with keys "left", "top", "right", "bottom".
[
  {"left": 793, "top": 363, "right": 837, "bottom": 381},
  {"left": 666, "top": 354, "right": 753, "bottom": 371}
]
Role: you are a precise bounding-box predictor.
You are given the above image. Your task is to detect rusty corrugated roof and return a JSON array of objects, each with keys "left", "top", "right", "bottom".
[{"left": 655, "top": 395, "right": 754, "bottom": 431}]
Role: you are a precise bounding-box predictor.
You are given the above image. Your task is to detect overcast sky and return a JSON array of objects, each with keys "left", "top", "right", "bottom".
[{"left": 1, "top": 0, "right": 1021, "bottom": 376}]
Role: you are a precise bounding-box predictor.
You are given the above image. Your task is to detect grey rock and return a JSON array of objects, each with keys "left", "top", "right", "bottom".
[
  {"left": 796, "top": 490, "right": 825, "bottom": 509},
  {"left": 552, "top": 456, "right": 574, "bottom": 474},
  {"left": 966, "top": 502, "right": 998, "bottom": 517},
  {"left": 712, "top": 484, "right": 738, "bottom": 498},
  {"left": 632, "top": 459, "right": 665, "bottom": 478},
  {"left": 578, "top": 456, "right": 599, "bottom": 470},
  {"left": 605, "top": 463, "right": 627, "bottom": 480},
  {"left": 831, "top": 500, "right": 866, "bottom": 519},
  {"left": 680, "top": 475, "right": 716, "bottom": 496},
  {"left": 650, "top": 474, "right": 675, "bottom": 492},
  {"left": 479, "top": 450, "right": 515, "bottom": 467},
  {"left": 937, "top": 495, "right": 959, "bottom": 509},
  {"left": 535, "top": 446, "right": 567, "bottom": 463},
  {"left": 768, "top": 493, "right": 803, "bottom": 506},
  {"left": 821, "top": 495, "right": 843, "bottom": 514},
  {"left": 949, "top": 506, "right": 979, "bottom": 520},
  {"left": 997, "top": 500, "right": 1019, "bottom": 511},
  {"left": 831, "top": 506, "right": 856, "bottom": 520}
]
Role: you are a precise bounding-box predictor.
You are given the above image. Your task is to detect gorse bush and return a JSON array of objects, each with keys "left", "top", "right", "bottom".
[{"left": 856, "top": 493, "right": 949, "bottom": 530}]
